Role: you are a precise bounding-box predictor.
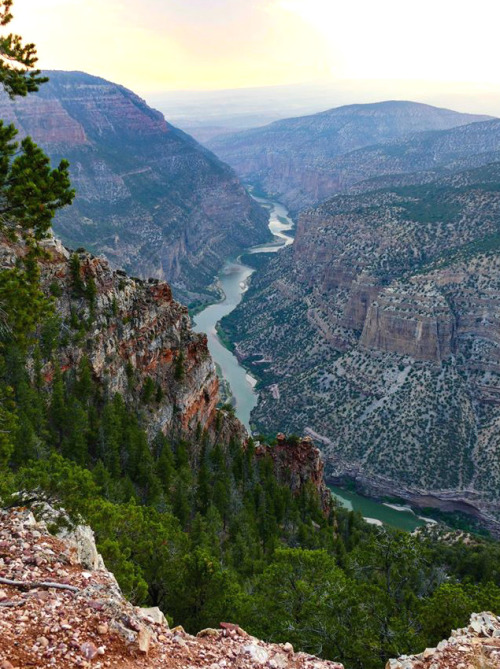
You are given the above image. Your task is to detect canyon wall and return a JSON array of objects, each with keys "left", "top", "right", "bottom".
[
  {"left": 0, "top": 71, "right": 270, "bottom": 306},
  {"left": 0, "top": 233, "right": 236, "bottom": 443},
  {"left": 222, "top": 164, "right": 500, "bottom": 527}
]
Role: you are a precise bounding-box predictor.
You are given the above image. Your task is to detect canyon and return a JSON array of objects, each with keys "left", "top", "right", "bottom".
[
  {"left": 221, "top": 162, "right": 500, "bottom": 531},
  {"left": 208, "top": 101, "right": 493, "bottom": 212},
  {"left": 0, "top": 70, "right": 270, "bottom": 306},
  {"left": 3, "top": 9, "right": 500, "bottom": 666}
]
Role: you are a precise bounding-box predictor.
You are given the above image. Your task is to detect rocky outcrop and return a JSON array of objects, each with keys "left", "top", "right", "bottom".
[
  {"left": 208, "top": 101, "right": 492, "bottom": 212},
  {"left": 255, "top": 434, "right": 333, "bottom": 514},
  {"left": 388, "top": 613, "right": 500, "bottom": 669},
  {"left": 360, "top": 283, "right": 456, "bottom": 362},
  {"left": 221, "top": 163, "right": 500, "bottom": 526},
  {"left": 1, "top": 70, "right": 270, "bottom": 306},
  {"left": 0, "top": 233, "right": 243, "bottom": 443},
  {"left": 0, "top": 506, "right": 343, "bottom": 669}
]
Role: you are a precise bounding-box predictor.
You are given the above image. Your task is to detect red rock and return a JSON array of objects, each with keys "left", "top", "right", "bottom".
[{"left": 254, "top": 436, "right": 332, "bottom": 514}]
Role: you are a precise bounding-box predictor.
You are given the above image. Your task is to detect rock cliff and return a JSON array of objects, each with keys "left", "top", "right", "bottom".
[
  {"left": 221, "top": 163, "right": 500, "bottom": 530},
  {"left": 255, "top": 434, "right": 333, "bottom": 514},
  {"left": 0, "top": 506, "right": 343, "bottom": 669},
  {"left": 0, "top": 233, "right": 241, "bottom": 444},
  {"left": 208, "top": 101, "right": 492, "bottom": 212},
  {"left": 0, "top": 70, "right": 270, "bottom": 306}
]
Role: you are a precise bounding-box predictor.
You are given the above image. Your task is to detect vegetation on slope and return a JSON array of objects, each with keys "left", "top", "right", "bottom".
[{"left": 0, "top": 5, "right": 499, "bottom": 669}]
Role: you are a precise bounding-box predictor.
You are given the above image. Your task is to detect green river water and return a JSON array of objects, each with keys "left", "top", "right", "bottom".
[
  {"left": 329, "top": 486, "right": 435, "bottom": 531},
  {"left": 193, "top": 195, "right": 435, "bottom": 532}
]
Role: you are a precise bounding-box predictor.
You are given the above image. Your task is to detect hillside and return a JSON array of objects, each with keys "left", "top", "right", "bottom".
[
  {"left": 221, "top": 163, "right": 500, "bottom": 530},
  {"left": 3, "top": 214, "right": 500, "bottom": 669},
  {"left": 337, "top": 117, "right": 500, "bottom": 194},
  {"left": 207, "top": 101, "right": 492, "bottom": 211},
  {"left": 0, "top": 70, "right": 269, "bottom": 306}
]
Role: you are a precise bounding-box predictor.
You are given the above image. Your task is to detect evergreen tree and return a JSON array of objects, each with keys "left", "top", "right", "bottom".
[{"left": 0, "top": 1, "right": 48, "bottom": 97}]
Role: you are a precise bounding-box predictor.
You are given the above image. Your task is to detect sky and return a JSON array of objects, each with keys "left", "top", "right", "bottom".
[{"left": 10, "top": 0, "right": 500, "bottom": 104}]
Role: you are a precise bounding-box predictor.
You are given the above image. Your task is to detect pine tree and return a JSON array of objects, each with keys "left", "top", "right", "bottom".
[
  {"left": 174, "top": 351, "right": 185, "bottom": 380},
  {"left": 0, "top": 2, "right": 74, "bottom": 240},
  {"left": 0, "top": 383, "right": 16, "bottom": 466},
  {"left": 1, "top": 135, "right": 74, "bottom": 240},
  {"left": 49, "top": 364, "right": 66, "bottom": 448},
  {"left": 0, "top": 2, "right": 74, "bottom": 352},
  {"left": 0, "top": 1, "right": 48, "bottom": 98},
  {"left": 75, "top": 356, "right": 93, "bottom": 405}
]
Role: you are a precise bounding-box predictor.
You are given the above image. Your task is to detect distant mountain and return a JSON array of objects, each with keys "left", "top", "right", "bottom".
[
  {"left": 208, "top": 101, "right": 493, "bottom": 211},
  {"left": 0, "top": 71, "right": 269, "bottom": 305},
  {"left": 221, "top": 162, "right": 500, "bottom": 531},
  {"left": 336, "top": 117, "right": 500, "bottom": 195}
]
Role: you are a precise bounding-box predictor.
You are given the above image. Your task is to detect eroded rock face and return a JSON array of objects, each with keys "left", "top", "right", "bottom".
[
  {"left": 0, "top": 234, "right": 241, "bottom": 443},
  {"left": 360, "top": 283, "right": 456, "bottom": 362},
  {"left": 0, "top": 507, "right": 343, "bottom": 669},
  {"left": 255, "top": 434, "right": 333, "bottom": 514},
  {"left": 222, "top": 164, "right": 500, "bottom": 528},
  {"left": 0, "top": 70, "right": 270, "bottom": 305}
]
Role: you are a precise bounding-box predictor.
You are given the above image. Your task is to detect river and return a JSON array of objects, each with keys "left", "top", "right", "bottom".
[
  {"left": 329, "top": 486, "right": 436, "bottom": 531},
  {"left": 193, "top": 196, "right": 435, "bottom": 532},
  {"left": 193, "top": 195, "right": 294, "bottom": 431}
]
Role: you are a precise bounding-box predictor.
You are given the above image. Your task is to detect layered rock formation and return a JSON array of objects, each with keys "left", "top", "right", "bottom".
[
  {"left": 0, "top": 233, "right": 241, "bottom": 443},
  {"left": 0, "top": 506, "right": 343, "bottom": 669},
  {"left": 221, "top": 164, "right": 500, "bottom": 530},
  {"left": 208, "top": 101, "right": 492, "bottom": 212},
  {"left": 0, "top": 70, "right": 269, "bottom": 305},
  {"left": 359, "top": 283, "right": 456, "bottom": 362}
]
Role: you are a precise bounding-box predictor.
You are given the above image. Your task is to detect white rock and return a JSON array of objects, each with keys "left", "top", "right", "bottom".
[
  {"left": 272, "top": 653, "right": 289, "bottom": 668},
  {"left": 243, "top": 644, "right": 269, "bottom": 664},
  {"left": 469, "top": 619, "right": 482, "bottom": 634},
  {"left": 60, "top": 524, "right": 105, "bottom": 571},
  {"left": 137, "top": 626, "right": 152, "bottom": 654},
  {"left": 137, "top": 606, "right": 168, "bottom": 626}
]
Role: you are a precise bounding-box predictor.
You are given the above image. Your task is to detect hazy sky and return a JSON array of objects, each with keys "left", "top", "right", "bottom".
[{"left": 10, "top": 0, "right": 500, "bottom": 95}]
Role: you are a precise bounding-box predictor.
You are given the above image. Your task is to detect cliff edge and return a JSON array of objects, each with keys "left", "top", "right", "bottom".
[{"left": 0, "top": 506, "right": 342, "bottom": 669}]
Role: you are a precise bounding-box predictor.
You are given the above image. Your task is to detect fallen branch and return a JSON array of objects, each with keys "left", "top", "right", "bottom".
[
  {"left": 0, "top": 600, "right": 26, "bottom": 607},
  {"left": 0, "top": 576, "right": 80, "bottom": 593}
]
